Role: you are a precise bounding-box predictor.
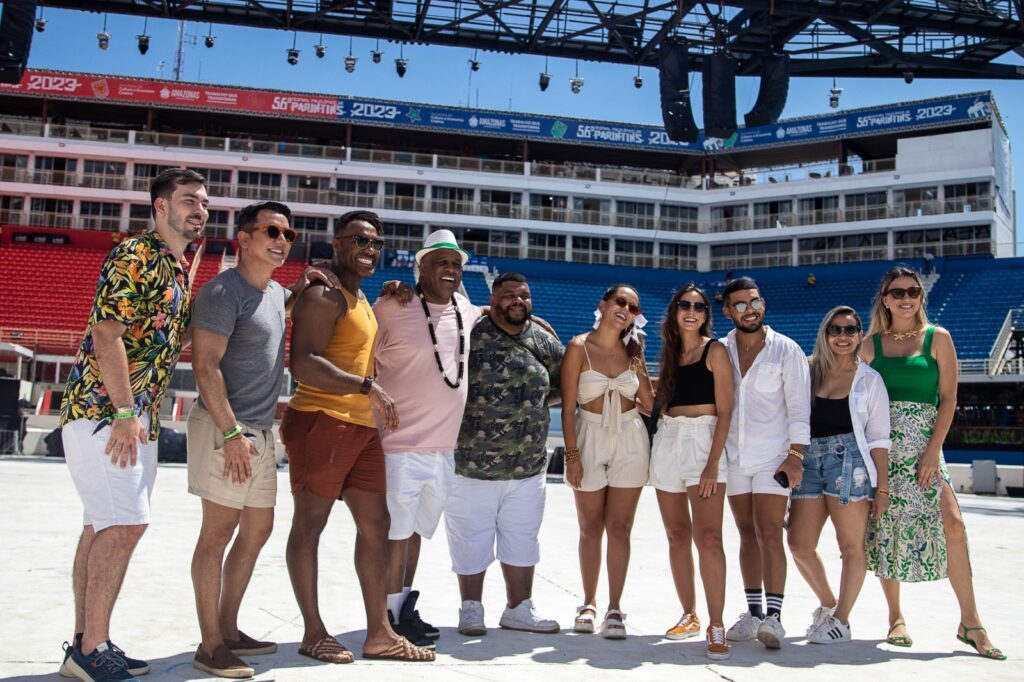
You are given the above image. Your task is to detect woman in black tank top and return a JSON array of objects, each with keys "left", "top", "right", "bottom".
[{"left": 649, "top": 284, "right": 735, "bottom": 659}]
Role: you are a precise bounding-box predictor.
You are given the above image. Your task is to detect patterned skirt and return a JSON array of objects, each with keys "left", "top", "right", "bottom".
[{"left": 865, "top": 401, "right": 954, "bottom": 582}]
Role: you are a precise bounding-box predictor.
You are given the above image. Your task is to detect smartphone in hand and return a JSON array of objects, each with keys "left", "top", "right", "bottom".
[{"left": 773, "top": 471, "right": 790, "bottom": 489}]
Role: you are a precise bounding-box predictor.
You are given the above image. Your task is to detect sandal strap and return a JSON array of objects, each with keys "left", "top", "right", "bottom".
[{"left": 960, "top": 623, "right": 988, "bottom": 635}]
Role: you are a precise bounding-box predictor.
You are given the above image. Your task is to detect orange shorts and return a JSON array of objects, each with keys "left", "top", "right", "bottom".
[{"left": 280, "top": 407, "right": 386, "bottom": 499}]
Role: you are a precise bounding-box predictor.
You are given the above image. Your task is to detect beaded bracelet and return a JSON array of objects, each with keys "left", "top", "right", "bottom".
[
  {"left": 563, "top": 447, "right": 581, "bottom": 464},
  {"left": 787, "top": 448, "right": 805, "bottom": 462},
  {"left": 222, "top": 424, "right": 244, "bottom": 442},
  {"left": 112, "top": 407, "right": 136, "bottom": 421}
]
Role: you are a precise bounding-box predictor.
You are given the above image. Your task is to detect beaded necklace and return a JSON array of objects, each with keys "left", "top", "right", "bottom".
[{"left": 416, "top": 284, "right": 465, "bottom": 389}]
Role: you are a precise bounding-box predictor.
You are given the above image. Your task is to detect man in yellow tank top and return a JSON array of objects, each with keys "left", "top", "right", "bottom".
[{"left": 281, "top": 210, "right": 434, "bottom": 664}]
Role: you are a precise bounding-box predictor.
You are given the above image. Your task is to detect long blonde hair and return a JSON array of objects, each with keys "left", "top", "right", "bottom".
[
  {"left": 867, "top": 266, "right": 931, "bottom": 337},
  {"left": 810, "top": 306, "right": 863, "bottom": 394}
]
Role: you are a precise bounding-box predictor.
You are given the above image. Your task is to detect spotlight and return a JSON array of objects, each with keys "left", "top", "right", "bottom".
[
  {"left": 137, "top": 34, "right": 150, "bottom": 55},
  {"left": 395, "top": 58, "right": 408, "bottom": 77},
  {"left": 469, "top": 59, "right": 480, "bottom": 72},
  {"left": 204, "top": 34, "right": 215, "bottom": 48},
  {"left": 372, "top": 50, "right": 382, "bottom": 63},
  {"left": 903, "top": 71, "right": 914, "bottom": 84},
  {"left": 315, "top": 44, "right": 327, "bottom": 59},
  {"left": 287, "top": 48, "right": 300, "bottom": 65},
  {"left": 828, "top": 85, "right": 842, "bottom": 109},
  {"left": 344, "top": 55, "right": 357, "bottom": 73},
  {"left": 538, "top": 72, "right": 550, "bottom": 91},
  {"left": 570, "top": 76, "right": 584, "bottom": 94},
  {"left": 34, "top": 18, "right": 46, "bottom": 33},
  {"left": 97, "top": 31, "right": 110, "bottom": 51},
  {"left": 633, "top": 74, "right": 643, "bottom": 89}
]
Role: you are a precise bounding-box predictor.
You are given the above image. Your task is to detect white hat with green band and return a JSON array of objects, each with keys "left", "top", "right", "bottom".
[{"left": 416, "top": 229, "right": 470, "bottom": 265}]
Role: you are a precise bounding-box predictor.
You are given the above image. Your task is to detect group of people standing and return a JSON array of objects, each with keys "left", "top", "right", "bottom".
[
  {"left": 55, "top": 168, "right": 1002, "bottom": 682},
  {"left": 559, "top": 269, "right": 1004, "bottom": 662}
]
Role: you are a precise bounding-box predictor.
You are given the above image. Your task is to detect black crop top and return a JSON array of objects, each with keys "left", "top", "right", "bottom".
[
  {"left": 668, "top": 341, "right": 717, "bottom": 407},
  {"left": 810, "top": 396, "right": 854, "bottom": 438}
]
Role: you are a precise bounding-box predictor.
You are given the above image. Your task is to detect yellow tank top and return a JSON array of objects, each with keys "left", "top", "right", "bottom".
[{"left": 289, "top": 287, "right": 377, "bottom": 427}]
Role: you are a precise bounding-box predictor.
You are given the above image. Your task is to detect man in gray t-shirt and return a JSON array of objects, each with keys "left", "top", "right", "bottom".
[{"left": 185, "top": 201, "right": 337, "bottom": 677}]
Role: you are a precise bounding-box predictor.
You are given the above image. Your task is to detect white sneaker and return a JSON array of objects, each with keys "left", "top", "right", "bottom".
[
  {"left": 806, "top": 605, "right": 836, "bottom": 637},
  {"left": 499, "top": 598, "right": 560, "bottom": 633},
  {"left": 458, "top": 600, "right": 486, "bottom": 636},
  {"left": 757, "top": 614, "right": 786, "bottom": 649},
  {"left": 808, "top": 616, "right": 851, "bottom": 644},
  {"left": 726, "top": 612, "right": 762, "bottom": 641}
]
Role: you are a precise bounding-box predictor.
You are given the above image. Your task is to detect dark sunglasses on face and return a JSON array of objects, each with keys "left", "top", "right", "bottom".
[
  {"left": 342, "top": 235, "right": 386, "bottom": 253},
  {"left": 677, "top": 300, "right": 708, "bottom": 313},
  {"left": 827, "top": 324, "right": 861, "bottom": 337},
  {"left": 612, "top": 296, "right": 642, "bottom": 316},
  {"left": 250, "top": 224, "right": 297, "bottom": 242},
  {"left": 884, "top": 286, "right": 923, "bottom": 300},
  {"left": 731, "top": 298, "right": 764, "bottom": 313}
]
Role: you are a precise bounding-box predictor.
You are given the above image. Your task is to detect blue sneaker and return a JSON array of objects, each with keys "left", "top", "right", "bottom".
[
  {"left": 60, "top": 636, "right": 149, "bottom": 677},
  {"left": 65, "top": 640, "right": 139, "bottom": 682}
]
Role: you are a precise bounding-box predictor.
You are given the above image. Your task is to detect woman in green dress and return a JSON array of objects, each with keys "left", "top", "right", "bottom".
[{"left": 862, "top": 266, "right": 1004, "bottom": 660}]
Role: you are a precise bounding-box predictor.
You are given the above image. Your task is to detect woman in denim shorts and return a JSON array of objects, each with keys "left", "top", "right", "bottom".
[{"left": 787, "top": 306, "right": 891, "bottom": 644}]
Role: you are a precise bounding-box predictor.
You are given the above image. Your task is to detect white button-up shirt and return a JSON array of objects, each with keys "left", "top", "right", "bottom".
[
  {"left": 724, "top": 325, "right": 811, "bottom": 469},
  {"left": 844, "top": 362, "right": 892, "bottom": 486}
]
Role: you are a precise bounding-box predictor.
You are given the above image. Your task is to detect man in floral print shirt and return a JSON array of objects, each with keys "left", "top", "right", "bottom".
[{"left": 58, "top": 168, "right": 209, "bottom": 682}]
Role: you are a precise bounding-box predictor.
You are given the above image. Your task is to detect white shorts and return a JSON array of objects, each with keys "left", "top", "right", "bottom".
[
  {"left": 573, "top": 408, "right": 650, "bottom": 492},
  {"left": 649, "top": 414, "right": 726, "bottom": 493},
  {"left": 726, "top": 453, "right": 790, "bottom": 497},
  {"left": 385, "top": 450, "right": 455, "bottom": 540},
  {"left": 444, "top": 473, "right": 545, "bottom": 575},
  {"left": 63, "top": 415, "right": 158, "bottom": 532}
]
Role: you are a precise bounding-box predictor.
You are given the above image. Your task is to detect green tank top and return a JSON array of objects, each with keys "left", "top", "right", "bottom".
[{"left": 869, "top": 326, "right": 939, "bottom": 406}]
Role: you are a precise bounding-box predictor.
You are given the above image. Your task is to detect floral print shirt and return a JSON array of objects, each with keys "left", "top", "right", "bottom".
[{"left": 60, "top": 232, "right": 191, "bottom": 439}]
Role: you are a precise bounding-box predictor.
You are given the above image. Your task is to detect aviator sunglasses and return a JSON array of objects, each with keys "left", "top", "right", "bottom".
[
  {"left": 827, "top": 324, "right": 861, "bottom": 337},
  {"left": 342, "top": 235, "right": 386, "bottom": 253},
  {"left": 611, "top": 296, "right": 642, "bottom": 315},
  {"left": 730, "top": 298, "right": 764, "bottom": 314},
  {"left": 677, "top": 300, "right": 708, "bottom": 313},
  {"left": 884, "top": 286, "right": 923, "bottom": 300},
  {"left": 250, "top": 224, "right": 297, "bottom": 242}
]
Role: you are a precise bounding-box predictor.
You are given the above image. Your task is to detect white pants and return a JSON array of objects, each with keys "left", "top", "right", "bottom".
[
  {"left": 444, "top": 473, "right": 546, "bottom": 575},
  {"left": 63, "top": 416, "right": 158, "bottom": 531},
  {"left": 385, "top": 450, "right": 455, "bottom": 540}
]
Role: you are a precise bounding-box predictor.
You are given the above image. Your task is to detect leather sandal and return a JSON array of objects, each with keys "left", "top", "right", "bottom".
[
  {"left": 957, "top": 624, "right": 1006, "bottom": 661},
  {"left": 574, "top": 604, "right": 597, "bottom": 634},
  {"left": 601, "top": 609, "right": 627, "bottom": 640},
  {"left": 886, "top": 621, "right": 912, "bottom": 648}
]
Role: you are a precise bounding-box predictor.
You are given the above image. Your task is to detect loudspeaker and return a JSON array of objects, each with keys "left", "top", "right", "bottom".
[
  {"left": 658, "top": 40, "right": 698, "bottom": 143},
  {"left": 0, "top": 0, "right": 36, "bottom": 85},
  {"left": 702, "top": 53, "right": 737, "bottom": 139},
  {"left": 744, "top": 54, "right": 790, "bottom": 127}
]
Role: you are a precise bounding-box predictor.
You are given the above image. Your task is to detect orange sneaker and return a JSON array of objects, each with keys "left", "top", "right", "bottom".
[
  {"left": 665, "top": 612, "right": 701, "bottom": 640},
  {"left": 706, "top": 624, "right": 731, "bottom": 660}
]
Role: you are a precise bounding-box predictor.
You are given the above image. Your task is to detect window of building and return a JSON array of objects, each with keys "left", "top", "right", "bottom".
[
  {"left": 441, "top": 227, "right": 520, "bottom": 258},
  {"left": 0, "top": 153, "right": 27, "bottom": 182},
  {"left": 797, "top": 196, "right": 839, "bottom": 225},
  {"left": 0, "top": 195, "right": 24, "bottom": 224},
  {"left": 527, "top": 232, "right": 566, "bottom": 261},
  {"left": 382, "top": 222, "right": 423, "bottom": 251},
  {"left": 529, "top": 193, "right": 568, "bottom": 221},
  {"left": 383, "top": 183, "right": 425, "bottom": 211},
  {"left": 128, "top": 203, "right": 151, "bottom": 233},
  {"left": 711, "top": 239, "right": 790, "bottom": 270},
  {"left": 431, "top": 186, "right": 475, "bottom": 214},
  {"left": 480, "top": 189, "right": 521, "bottom": 218},
  {"left": 237, "top": 171, "right": 282, "bottom": 200},
  {"left": 131, "top": 163, "right": 174, "bottom": 192},
  {"left": 287, "top": 175, "right": 330, "bottom": 203},
  {"left": 206, "top": 209, "right": 230, "bottom": 240},
  {"left": 572, "top": 236, "right": 610, "bottom": 264},
  {"left": 660, "top": 204, "right": 699, "bottom": 232},
  {"left": 614, "top": 239, "right": 654, "bottom": 267},
  {"left": 188, "top": 167, "right": 232, "bottom": 196},
  {"left": 572, "top": 197, "right": 611, "bottom": 226},
  {"left": 894, "top": 225, "right": 991, "bottom": 258},
  {"left": 798, "top": 232, "right": 886, "bottom": 265},
  {"left": 845, "top": 191, "right": 888, "bottom": 221},
  {"left": 615, "top": 201, "right": 655, "bottom": 229},
  {"left": 752, "top": 199, "right": 793, "bottom": 229},
  {"left": 658, "top": 242, "right": 698, "bottom": 270},
  {"left": 710, "top": 204, "right": 749, "bottom": 232},
  {"left": 944, "top": 182, "right": 992, "bottom": 213},
  {"left": 293, "top": 215, "right": 330, "bottom": 241},
  {"left": 79, "top": 201, "right": 122, "bottom": 231},
  {"left": 893, "top": 186, "right": 938, "bottom": 217}
]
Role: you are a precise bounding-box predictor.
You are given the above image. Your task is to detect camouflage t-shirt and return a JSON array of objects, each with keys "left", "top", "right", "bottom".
[{"left": 455, "top": 315, "right": 564, "bottom": 480}]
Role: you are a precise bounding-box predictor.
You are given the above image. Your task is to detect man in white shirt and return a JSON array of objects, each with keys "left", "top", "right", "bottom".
[
  {"left": 372, "top": 230, "right": 482, "bottom": 647},
  {"left": 720, "top": 277, "right": 810, "bottom": 649}
]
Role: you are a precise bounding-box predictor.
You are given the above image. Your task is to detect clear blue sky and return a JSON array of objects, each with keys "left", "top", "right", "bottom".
[{"left": 23, "top": 9, "right": 1024, "bottom": 252}]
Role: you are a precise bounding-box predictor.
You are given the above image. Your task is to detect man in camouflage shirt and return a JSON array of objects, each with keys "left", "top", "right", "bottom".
[{"left": 444, "top": 272, "right": 565, "bottom": 636}]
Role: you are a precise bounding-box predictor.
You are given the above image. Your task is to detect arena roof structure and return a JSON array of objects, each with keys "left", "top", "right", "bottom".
[{"left": 41, "top": 0, "right": 1024, "bottom": 80}]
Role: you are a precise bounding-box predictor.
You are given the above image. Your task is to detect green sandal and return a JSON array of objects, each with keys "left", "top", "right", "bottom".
[
  {"left": 957, "top": 624, "right": 1006, "bottom": 661},
  {"left": 886, "top": 621, "right": 913, "bottom": 647}
]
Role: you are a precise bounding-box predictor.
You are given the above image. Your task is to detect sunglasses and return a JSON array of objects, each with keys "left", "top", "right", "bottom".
[
  {"left": 677, "top": 300, "right": 708, "bottom": 313},
  {"left": 827, "top": 324, "right": 861, "bottom": 337},
  {"left": 250, "top": 224, "right": 297, "bottom": 242},
  {"left": 884, "top": 286, "right": 923, "bottom": 300},
  {"left": 611, "top": 296, "right": 642, "bottom": 316},
  {"left": 341, "top": 235, "right": 386, "bottom": 253},
  {"left": 731, "top": 298, "right": 764, "bottom": 313}
]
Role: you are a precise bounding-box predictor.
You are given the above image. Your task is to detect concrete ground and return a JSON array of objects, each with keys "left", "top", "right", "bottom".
[{"left": 0, "top": 456, "right": 1020, "bottom": 681}]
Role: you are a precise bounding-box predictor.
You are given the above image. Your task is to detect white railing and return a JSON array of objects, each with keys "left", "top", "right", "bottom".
[{"left": 989, "top": 308, "right": 1023, "bottom": 376}]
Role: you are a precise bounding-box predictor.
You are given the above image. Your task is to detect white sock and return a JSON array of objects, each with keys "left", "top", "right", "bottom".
[
  {"left": 401, "top": 586, "right": 411, "bottom": 600},
  {"left": 387, "top": 592, "right": 403, "bottom": 619}
]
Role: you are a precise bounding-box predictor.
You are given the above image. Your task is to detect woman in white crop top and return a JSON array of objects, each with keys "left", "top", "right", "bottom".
[{"left": 560, "top": 284, "right": 653, "bottom": 640}]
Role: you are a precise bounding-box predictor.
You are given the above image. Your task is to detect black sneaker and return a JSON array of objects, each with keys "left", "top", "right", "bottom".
[
  {"left": 60, "top": 634, "right": 149, "bottom": 677},
  {"left": 401, "top": 590, "right": 440, "bottom": 640},
  {"left": 65, "top": 641, "right": 139, "bottom": 682},
  {"left": 389, "top": 608, "right": 435, "bottom": 650}
]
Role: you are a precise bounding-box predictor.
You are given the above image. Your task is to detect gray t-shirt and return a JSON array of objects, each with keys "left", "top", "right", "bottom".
[{"left": 192, "top": 268, "right": 288, "bottom": 429}]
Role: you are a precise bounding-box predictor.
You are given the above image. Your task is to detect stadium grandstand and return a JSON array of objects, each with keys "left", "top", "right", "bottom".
[{"left": 0, "top": 69, "right": 1020, "bottom": 482}]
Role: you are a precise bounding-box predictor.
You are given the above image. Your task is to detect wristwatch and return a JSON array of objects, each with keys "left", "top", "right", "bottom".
[{"left": 360, "top": 375, "right": 374, "bottom": 394}]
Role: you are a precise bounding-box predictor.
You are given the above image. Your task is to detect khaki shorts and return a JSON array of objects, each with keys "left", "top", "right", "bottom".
[
  {"left": 572, "top": 408, "right": 650, "bottom": 492},
  {"left": 187, "top": 404, "right": 278, "bottom": 510}
]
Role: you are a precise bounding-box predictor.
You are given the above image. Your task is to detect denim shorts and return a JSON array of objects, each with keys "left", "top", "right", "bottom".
[{"left": 791, "top": 431, "right": 873, "bottom": 505}]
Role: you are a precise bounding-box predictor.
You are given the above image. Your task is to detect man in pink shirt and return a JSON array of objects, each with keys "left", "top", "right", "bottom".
[{"left": 372, "top": 230, "right": 481, "bottom": 646}]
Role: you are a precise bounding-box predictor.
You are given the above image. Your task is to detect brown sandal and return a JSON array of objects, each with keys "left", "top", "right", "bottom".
[
  {"left": 298, "top": 635, "right": 355, "bottom": 664},
  {"left": 363, "top": 637, "right": 436, "bottom": 662}
]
